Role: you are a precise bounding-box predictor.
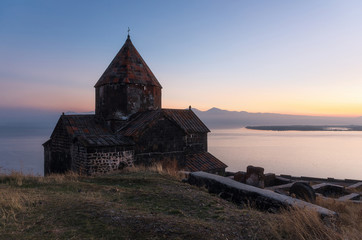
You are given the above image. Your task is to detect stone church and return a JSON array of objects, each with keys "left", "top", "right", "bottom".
[{"left": 43, "top": 34, "right": 227, "bottom": 175}]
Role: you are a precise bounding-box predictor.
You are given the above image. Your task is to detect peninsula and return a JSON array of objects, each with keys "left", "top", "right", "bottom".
[{"left": 246, "top": 125, "right": 362, "bottom": 131}]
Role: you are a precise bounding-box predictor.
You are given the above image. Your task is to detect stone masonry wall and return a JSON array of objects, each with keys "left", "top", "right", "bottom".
[
  {"left": 50, "top": 118, "right": 72, "bottom": 152},
  {"left": 185, "top": 133, "right": 207, "bottom": 152},
  {"left": 127, "top": 84, "right": 161, "bottom": 115},
  {"left": 70, "top": 143, "right": 88, "bottom": 175},
  {"left": 44, "top": 117, "right": 72, "bottom": 175},
  {"left": 135, "top": 117, "right": 185, "bottom": 154},
  {"left": 86, "top": 148, "right": 134, "bottom": 175},
  {"left": 134, "top": 117, "right": 187, "bottom": 168},
  {"left": 95, "top": 84, "right": 128, "bottom": 120},
  {"left": 96, "top": 83, "right": 161, "bottom": 120}
]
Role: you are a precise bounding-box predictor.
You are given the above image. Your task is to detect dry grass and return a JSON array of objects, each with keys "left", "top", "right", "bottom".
[
  {"left": 40, "top": 171, "right": 80, "bottom": 184},
  {"left": 0, "top": 171, "right": 36, "bottom": 186},
  {"left": 0, "top": 169, "right": 269, "bottom": 239},
  {"left": 268, "top": 207, "right": 341, "bottom": 240},
  {"left": 266, "top": 196, "right": 362, "bottom": 240},
  {"left": 0, "top": 170, "right": 80, "bottom": 185},
  {"left": 0, "top": 168, "right": 361, "bottom": 239},
  {"left": 316, "top": 197, "right": 362, "bottom": 239},
  {"left": 0, "top": 171, "right": 76, "bottom": 231},
  {"left": 0, "top": 187, "right": 42, "bottom": 231},
  {"left": 0, "top": 189, "right": 25, "bottom": 227},
  {"left": 125, "top": 160, "right": 186, "bottom": 180}
]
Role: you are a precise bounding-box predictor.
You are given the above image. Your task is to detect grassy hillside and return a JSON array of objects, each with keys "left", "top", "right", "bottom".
[{"left": 0, "top": 167, "right": 361, "bottom": 240}]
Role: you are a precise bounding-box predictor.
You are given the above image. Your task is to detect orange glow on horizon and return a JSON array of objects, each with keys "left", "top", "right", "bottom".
[
  {"left": 2, "top": 99, "right": 362, "bottom": 118},
  {"left": 0, "top": 80, "right": 94, "bottom": 113},
  {"left": 2, "top": 79, "right": 362, "bottom": 118},
  {"left": 162, "top": 101, "right": 362, "bottom": 117}
]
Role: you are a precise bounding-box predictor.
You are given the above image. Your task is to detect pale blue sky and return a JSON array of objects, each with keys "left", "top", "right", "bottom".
[{"left": 1, "top": 0, "right": 362, "bottom": 115}]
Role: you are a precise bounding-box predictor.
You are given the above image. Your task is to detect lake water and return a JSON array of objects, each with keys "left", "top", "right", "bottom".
[
  {"left": 209, "top": 128, "right": 362, "bottom": 180},
  {"left": 0, "top": 127, "right": 361, "bottom": 180},
  {"left": 0, "top": 126, "right": 48, "bottom": 175},
  {"left": 0, "top": 136, "right": 46, "bottom": 175}
]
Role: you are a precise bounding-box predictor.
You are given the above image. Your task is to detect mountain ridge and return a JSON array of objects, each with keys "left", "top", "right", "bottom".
[
  {"left": 1, "top": 107, "right": 362, "bottom": 130},
  {"left": 192, "top": 108, "right": 362, "bottom": 129}
]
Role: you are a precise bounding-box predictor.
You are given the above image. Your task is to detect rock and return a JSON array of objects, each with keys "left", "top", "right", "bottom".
[
  {"left": 233, "top": 171, "right": 246, "bottom": 183},
  {"left": 264, "top": 173, "right": 276, "bottom": 187},
  {"left": 274, "top": 176, "right": 292, "bottom": 185},
  {"left": 245, "top": 165, "right": 265, "bottom": 188},
  {"left": 289, "top": 182, "right": 316, "bottom": 203},
  {"left": 312, "top": 183, "right": 346, "bottom": 197}
]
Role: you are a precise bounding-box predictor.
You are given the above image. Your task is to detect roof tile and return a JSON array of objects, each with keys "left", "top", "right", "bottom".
[
  {"left": 185, "top": 152, "right": 227, "bottom": 172},
  {"left": 94, "top": 37, "right": 162, "bottom": 88},
  {"left": 57, "top": 115, "right": 133, "bottom": 147},
  {"left": 119, "top": 109, "right": 209, "bottom": 136},
  {"left": 163, "top": 109, "right": 210, "bottom": 133}
]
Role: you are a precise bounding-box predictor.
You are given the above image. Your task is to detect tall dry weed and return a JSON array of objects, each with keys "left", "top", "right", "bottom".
[
  {"left": 125, "top": 160, "right": 185, "bottom": 180},
  {"left": 316, "top": 197, "right": 362, "bottom": 239},
  {"left": 41, "top": 171, "right": 79, "bottom": 184},
  {"left": 268, "top": 207, "right": 341, "bottom": 240},
  {"left": 0, "top": 189, "right": 27, "bottom": 228},
  {"left": 0, "top": 171, "right": 39, "bottom": 186}
]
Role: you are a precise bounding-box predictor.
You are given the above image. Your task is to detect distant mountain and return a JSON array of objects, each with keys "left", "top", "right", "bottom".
[
  {"left": 2, "top": 106, "right": 362, "bottom": 130},
  {"left": 65, "top": 111, "right": 95, "bottom": 115},
  {"left": 192, "top": 107, "right": 362, "bottom": 129}
]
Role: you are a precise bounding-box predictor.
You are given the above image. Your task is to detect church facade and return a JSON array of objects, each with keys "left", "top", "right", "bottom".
[{"left": 43, "top": 35, "right": 227, "bottom": 175}]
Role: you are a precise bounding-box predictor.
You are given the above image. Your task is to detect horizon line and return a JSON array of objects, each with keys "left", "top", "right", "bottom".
[{"left": 1, "top": 106, "right": 361, "bottom": 118}]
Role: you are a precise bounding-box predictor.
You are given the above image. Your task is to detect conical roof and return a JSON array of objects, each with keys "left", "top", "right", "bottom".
[{"left": 94, "top": 36, "right": 162, "bottom": 88}]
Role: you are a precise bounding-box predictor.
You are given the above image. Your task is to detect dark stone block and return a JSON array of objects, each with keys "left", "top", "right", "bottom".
[{"left": 289, "top": 182, "right": 316, "bottom": 203}]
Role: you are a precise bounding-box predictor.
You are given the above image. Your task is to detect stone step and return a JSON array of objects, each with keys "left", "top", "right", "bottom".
[
  {"left": 266, "top": 182, "right": 295, "bottom": 191},
  {"left": 266, "top": 181, "right": 309, "bottom": 191},
  {"left": 312, "top": 183, "right": 344, "bottom": 190},
  {"left": 346, "top": 182, "right": 362, "bottom": 190},
  {"left": 338, "top": 193, "right": 360, "bottom": 201}
]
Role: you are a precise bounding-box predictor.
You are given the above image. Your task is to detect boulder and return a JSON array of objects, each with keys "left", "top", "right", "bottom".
[
  {"left": 233, "top": 171, "right": 246, "bottom": 183},
  {"left": 264, "top": 173, "right": 276, "bottom": 187},
  {"left": 312, "top": 183, "right": 346, "bottom": 197},
  {"left": 290, "top": 182, "right": 316, "bottom": 203},
  {"left": 245, "top": 165, "right": 265, "bottom": 188}
]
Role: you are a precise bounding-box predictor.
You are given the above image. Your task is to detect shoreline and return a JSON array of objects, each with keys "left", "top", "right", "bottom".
[{"left": 246, "top": 125, "right": 362, "bottom": 131}]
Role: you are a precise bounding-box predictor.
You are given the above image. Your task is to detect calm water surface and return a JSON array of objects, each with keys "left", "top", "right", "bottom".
[
  {"left": 209, "top": 128, "right": 362, "bottom": 180},
  {"left": 0, "top": 135, "right": 46, "bottom": 175},
  {"left": 0, "top": 128, "right": 361, "bottom": 179}
]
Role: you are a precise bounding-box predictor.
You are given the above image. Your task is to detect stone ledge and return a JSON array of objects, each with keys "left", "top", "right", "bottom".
[{"left": 188, "top": 171, "right": 336, "bottom": 217}]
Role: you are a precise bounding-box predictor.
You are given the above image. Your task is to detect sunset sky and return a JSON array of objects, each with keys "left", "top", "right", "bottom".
[{"left": 1, "top": 0, "right": 362, "bottom": 116}]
